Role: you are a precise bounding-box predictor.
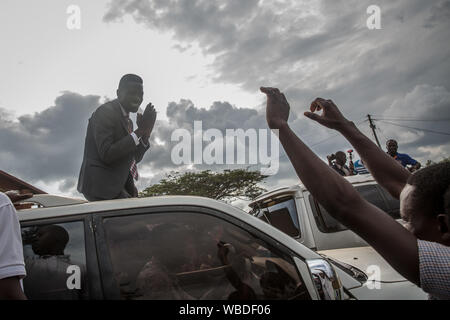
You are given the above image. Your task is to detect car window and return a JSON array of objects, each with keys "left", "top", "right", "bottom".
[
  {"left": 378, "top": 187, "right": 401, "bottom": 219},
  {"left": 21, "top": 221, "right": 89, "bottom": 299},
  {"left": 101, "top": 211, "right": 310, "bottom": 300},
  {"left": 254, "top": 196, "right": 301, "bottom": 238},
  {"left": 309, "top": 184, "right": 392, "bottom": 233}
]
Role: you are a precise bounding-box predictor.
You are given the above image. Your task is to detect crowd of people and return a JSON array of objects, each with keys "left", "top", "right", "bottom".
[
  {"left": 327, "top": 139, "right": 422, "bottom": 177},
  {"left": 1, "top": 75, "right": 448, "bottom": 300},
  {"left": 260, "top": 87, "right": 449, "bottom": 300}
]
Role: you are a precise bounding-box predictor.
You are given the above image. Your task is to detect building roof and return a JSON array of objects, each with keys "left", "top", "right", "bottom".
[{"left": 0, "top": 170, "right": 46, "bottom": 194}]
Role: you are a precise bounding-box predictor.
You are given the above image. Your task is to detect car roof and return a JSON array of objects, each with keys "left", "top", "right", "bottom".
[
  {"left": 249, "top": 174, "right": 375, "bottom": 207},
  {"left": 17, "top": 195, "right": 321, "bottom": 260},
  {"left": 19, "top": 194, "right": 88, "bottom": 208}
]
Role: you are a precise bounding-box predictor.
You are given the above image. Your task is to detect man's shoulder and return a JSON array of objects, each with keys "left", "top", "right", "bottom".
[
  {"left": 417, "top": 240, "right": 450, "bottom": 299},
  {"left": 396, "top": 152, "right": 412, "bottom": 159},
  {"left": 96, "top": 99, "right": 119, "bottom": 113},
  {"left": 93, "top": 99, "right": 121, "bottom": 121}
]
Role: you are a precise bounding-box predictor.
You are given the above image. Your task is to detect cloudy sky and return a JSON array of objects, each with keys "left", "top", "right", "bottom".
[{"left": 1, "top": 0, "right": 449, "bottom": 207}]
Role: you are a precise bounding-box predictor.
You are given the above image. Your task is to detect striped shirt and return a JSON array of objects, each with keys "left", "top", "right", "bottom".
[{"left": 417, "top": 240, "right": 450, "bottom": 299}]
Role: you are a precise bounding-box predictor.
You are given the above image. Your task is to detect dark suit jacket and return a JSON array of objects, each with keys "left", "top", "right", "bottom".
[{"left": 77, "top": 99, "right": 149, "bottom": 200}]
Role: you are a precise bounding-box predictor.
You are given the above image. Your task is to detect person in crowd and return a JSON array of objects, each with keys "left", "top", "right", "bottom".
[
  {"left": 135, "top": 223, "right": 197, "bottom": 300},
  {"left": 260, "top": 87, "right": 450, "bottom": 299},
  {"left": 23, "top": 224, "right": 82, "bottom": 299},
  {"left": 327, "top": 151, "right": 354, "bottom": 176},
  {"left": 77, "top": 74, "right": 157, "bottom": 201},
  {"left": 0, "top": 191, "right": 30, "bottom": 300},
  {"left": 386, "top": 139, "right": 421, "bottom": 172}
]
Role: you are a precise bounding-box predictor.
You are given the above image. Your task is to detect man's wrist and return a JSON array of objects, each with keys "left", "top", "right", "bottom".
[
  {"left": 272, "top": 121, "right": 290, "bottom": 131},
  {"left": 269, "top": 122, "right": 290, "bottom": 138},
  {"left": 134, "top": 127, "right": 145, "bottom": 138},
  {"left": 338, "top": 120, "right": 358, "bottom": 135}
]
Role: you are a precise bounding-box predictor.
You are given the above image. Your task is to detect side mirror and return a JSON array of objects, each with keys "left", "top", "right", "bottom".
[{"left": 306, "top": 258, "right": 343, "bottom": 300}]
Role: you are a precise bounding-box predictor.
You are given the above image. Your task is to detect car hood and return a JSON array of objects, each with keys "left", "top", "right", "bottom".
[
  {"left": 318, "top": 246, "right": 405, "bottom": 282},
  {"left": 319, "top": 246, "right": 428, "bottom": 300}
]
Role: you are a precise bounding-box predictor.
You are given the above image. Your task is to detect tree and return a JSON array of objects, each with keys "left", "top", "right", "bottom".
[
  {"left": 139, "top": 169, "right": 268, "bottom": 202},
  {"left": 425, "top": 156, "right": 450, "bottom": 167}
]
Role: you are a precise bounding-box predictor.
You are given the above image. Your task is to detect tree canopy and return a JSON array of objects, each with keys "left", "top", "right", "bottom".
[
  {"left": 139, "top": 169, "right": 268, "bottom": 202},
  {"left": 425, "top": 156, "right": 450, "bottom": 166}
]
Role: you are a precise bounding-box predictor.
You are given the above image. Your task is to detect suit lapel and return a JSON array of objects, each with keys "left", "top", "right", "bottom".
[{"left": 112, "top": 99, "right": 131, "bottom": 135}]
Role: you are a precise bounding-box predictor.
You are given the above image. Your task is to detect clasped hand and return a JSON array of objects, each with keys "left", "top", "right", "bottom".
[{"left": 136, "top": 103, "right": 157, "bottom": 138}]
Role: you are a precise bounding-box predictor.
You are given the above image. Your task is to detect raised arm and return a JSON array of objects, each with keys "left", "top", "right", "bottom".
[
  {"left": 304, "top": 99, "right": 411, "bottom": 199},
  {"left": 260, "top": 87, "right": 419, "bottom": 285}
]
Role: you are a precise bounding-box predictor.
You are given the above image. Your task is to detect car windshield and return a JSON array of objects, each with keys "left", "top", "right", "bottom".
[{"left": 251, "top": 196, "right": 300, "bottom": 238}]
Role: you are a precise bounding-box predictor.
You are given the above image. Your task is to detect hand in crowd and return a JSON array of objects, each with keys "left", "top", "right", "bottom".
[
  {"left": 260, "top": 87, "right": 290, "bottom": 130},
  {"left": 304, "top": 98, "right": 351, "bottom": 130}
]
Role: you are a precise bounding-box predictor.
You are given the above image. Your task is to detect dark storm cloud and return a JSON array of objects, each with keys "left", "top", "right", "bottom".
[
  {"left": 0, "top": 93, "right": 285, "bottom": 194},
  {"left": 0, "top": 92, "right": 100, "bottom": 190},
  {"left": 104, "top": 0, "right": 450, "bottom": 176},
  {"left": 3, "top": 0, "right": 450, "bottom": 196}
]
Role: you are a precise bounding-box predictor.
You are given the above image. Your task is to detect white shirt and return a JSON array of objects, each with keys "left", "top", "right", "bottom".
[{"left": 0, "top": 192, "right": 26, "bottom": 280}]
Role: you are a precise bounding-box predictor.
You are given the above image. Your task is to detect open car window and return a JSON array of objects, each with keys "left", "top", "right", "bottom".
[
  {"left": 101, "top": 211, "right": 310, "bottom": 300},
  {"left": 309, "top": 184, "right": 399, "bottom": 233},
  {"left": 21, "top": 221, "right": 89, "bottom": 300}
]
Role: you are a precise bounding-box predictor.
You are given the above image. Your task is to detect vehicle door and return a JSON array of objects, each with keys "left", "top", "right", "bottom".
[
  {"left": 92, "top": 205, "right": 314, "bottom": 300},
  {"left": 304, "top": 183, "right": 397, "bottom": 250},
  {"left": 20, "top": 215, "right": 102, "bottom": 299}
]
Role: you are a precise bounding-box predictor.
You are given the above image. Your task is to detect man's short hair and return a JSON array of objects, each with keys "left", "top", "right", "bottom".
[
  {"left": 407, "top": 162, "right": 450, "bottom": 218},
  {"left": 386, "top": 139, "right": 398, "bottom": 145},
  {"left": 118, "top": 74, "right": 143, "bottom": 89}
]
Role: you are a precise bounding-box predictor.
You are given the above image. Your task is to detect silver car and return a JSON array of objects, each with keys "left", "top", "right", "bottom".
[{"left": 17, "top": 195, "right": 388, "bottom": 300}]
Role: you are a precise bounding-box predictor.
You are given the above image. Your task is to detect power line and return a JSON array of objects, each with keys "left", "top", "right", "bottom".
[
  {"left": 371, "top": 116, "right": 450, "bottom": 122},
  {"left": 310, "top": 133, "right": 341, "bottom": 147},
  {"left": 376, "top": 125, "right": 388, "bottom": 143},
  {"left": 378, "top": 120, "right": 450, "bottom": 136},
  {"left": 308, "top": 119, "right": 367, "bottom": 148}
]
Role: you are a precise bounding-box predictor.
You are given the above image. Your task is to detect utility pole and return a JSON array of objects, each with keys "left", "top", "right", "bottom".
[{"left": 367, "top": 114, "right": 382, "bottom": 148}]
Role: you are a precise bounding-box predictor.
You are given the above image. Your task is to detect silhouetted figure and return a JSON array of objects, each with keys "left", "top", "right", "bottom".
[
  {"left": 327, "top": 151, "right": 354, "bottom": 176},
  {"left": 77, "top": 74, "right": 157, "bottom": 201},
  {"left": 386, "top": 139, "right": 421, "bottom": 172},
  {"left": 24, "top": 225, "right": 82, "bottom": 299}
]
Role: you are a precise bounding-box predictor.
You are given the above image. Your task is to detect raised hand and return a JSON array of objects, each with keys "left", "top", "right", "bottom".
[
  {"left": 137, "top": 103, "right": 157, "bottom": 135},
  {"left": 304, "top": 98, "right": 350, "bottom": 130},
  {"left": 260, "top": 87, "right": 290, "bottom": 130}
]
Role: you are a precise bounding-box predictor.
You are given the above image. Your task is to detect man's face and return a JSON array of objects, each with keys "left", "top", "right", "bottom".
[
  {"left": 117, "top": 82, "right": 144, "bottom": 113},
  {"left": 399, "top": 184, "right": 439, "bottom": 242},
  {"left": 335, "top": 152, "right": 347, "bottom": 165},
  {"left": 31, "top": 228, "right": 52, "bottom": 255},
  {"left": 386, "top": 140, "right": 398, "bottom": 155}
]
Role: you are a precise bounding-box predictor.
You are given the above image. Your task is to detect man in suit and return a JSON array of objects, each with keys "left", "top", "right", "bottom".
[{"left": 77, "top": 74, "right": 157, "bottom": 201}]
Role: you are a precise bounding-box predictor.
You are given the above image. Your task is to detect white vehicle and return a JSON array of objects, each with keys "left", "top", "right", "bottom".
[
  {"left": 248, "top": 174, "right": 428, "bottom": 299},
  {"left": 18, "top": 195, "right": 376, "bottom": 300}
]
